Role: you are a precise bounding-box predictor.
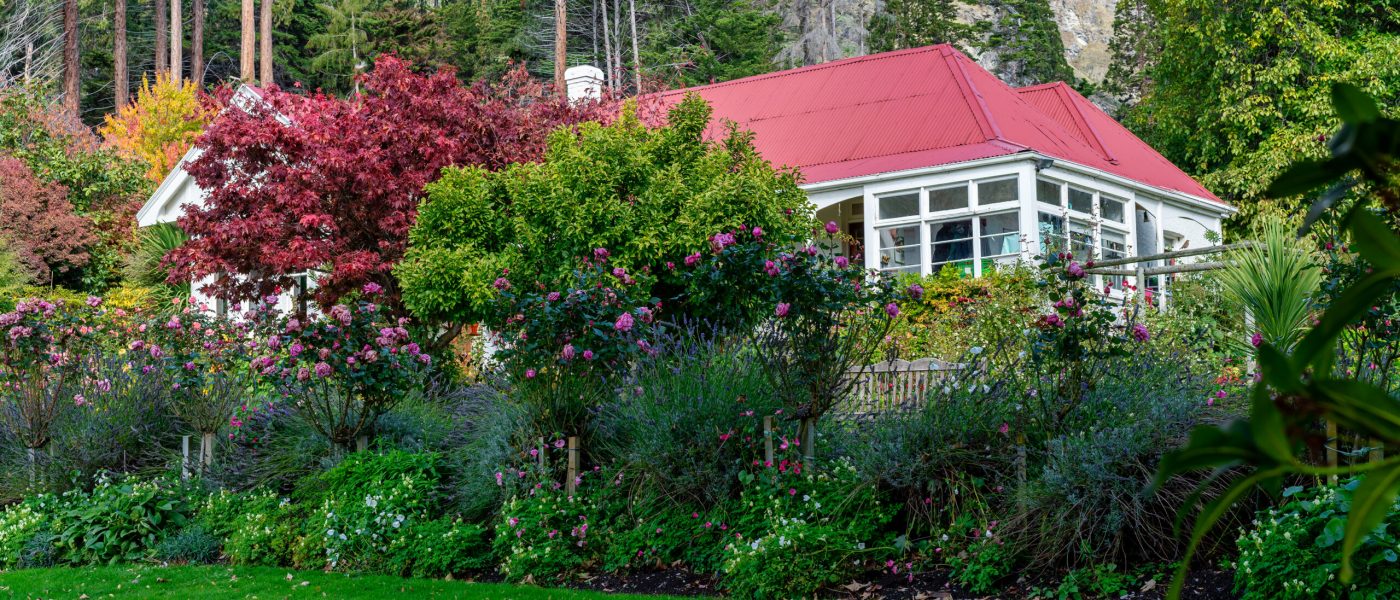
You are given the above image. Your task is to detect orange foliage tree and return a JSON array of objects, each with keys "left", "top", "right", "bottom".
[{"left": 100, "top": 74, "right": 215, "bottom": 182}]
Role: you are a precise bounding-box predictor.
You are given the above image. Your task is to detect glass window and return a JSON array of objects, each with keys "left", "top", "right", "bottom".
[
  {"left": 1037, "top": 178, "right": 1062, "bottom": 207},
  {"left": 1069, "top": 219, "right": 1094, "bottom": 259},
  {"left": 1101, "top": 231, "right": 1128, "bottom": 288},
  {"left": 878, "top": 192, "right": 919, "bottom": 220},
  {"left": 977, "top": 178, "right": 1018, "bottom": 205},
  {"left": 1069, "top": 187, "right": 1094, "bottom": 214},
  {"left": 1038, "top": 212, "right": 1065, "bottom": 254},
  {"left": 877, "top": 224, "right": 921, "bottom": 273},
  {"left": 929, "top": 219, "right": 973, "bottom": 267},
  {"left": 979, "top": 212, "right": 1020, "bottom": 258},
  {"left": 928, "top": 185, "right": 968, "bottom": 212},
  {"left": 1101, "top": 196, "right": 1126, "bottom": 223}
]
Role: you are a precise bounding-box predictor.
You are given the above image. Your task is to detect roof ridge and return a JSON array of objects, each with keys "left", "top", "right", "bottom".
[
  {"left": 1050, "top": 83, "right": 1117, "bottom": 164},
  {"left": 654, "top": 44, "right": 953, "bottom": 97},
  {"left": 940, "top": 46, "right": 1002, "bottom": 143}
]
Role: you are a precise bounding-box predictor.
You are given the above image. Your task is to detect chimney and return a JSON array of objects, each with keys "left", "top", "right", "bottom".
[{"left": 565, "top": 65, "right": 605, "bottom": 102}]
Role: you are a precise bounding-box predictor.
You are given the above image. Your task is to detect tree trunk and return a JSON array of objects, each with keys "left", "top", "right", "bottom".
[
  {"left": 115, "top": 0, "right": 129, "bottom": 108},
  {"left": 259, "top": 0, "right": 272, "bottom": 85},
  {"left": 240, "top": 0, "right": 254, "bottom": 81},
  {"left": 554, "top": 0, "right": 566, "bottom": 93},
  {"left": 612, "top": 0, "right": 621, "bottom": 90},
  {"left": 170, "top": 0, "right": 182, "bottom": 84},
  {"left": 62, "top": 0, "right": 79, "bottom": 118},
  {"left": 155, "top": 0, "right": 168, "bottom": 73},
  {"left": 600, "top": 0, "right": 612, "bottom": 90},
  {"left": 191, "top": 0, "right": 203, "bottom": 86},
  {"left": 628, "top": 0, "right": 639, "bottom": 91}
]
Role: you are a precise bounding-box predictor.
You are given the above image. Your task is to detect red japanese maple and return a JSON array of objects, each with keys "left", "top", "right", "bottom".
[
  {"left": 170, "top": 56, "right": 603, "bottom": 315},
  {"left": 0, "top": 157, "right": 96, "bottom": 284}
]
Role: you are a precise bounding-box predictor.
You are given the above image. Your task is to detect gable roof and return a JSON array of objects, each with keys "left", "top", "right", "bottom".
[{"left": 650, "top": 44, "right": 1224, "bottom": 205}]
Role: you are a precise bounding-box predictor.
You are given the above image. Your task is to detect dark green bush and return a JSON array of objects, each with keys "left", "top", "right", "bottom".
[
  {"left": 1233, "top": 479, "right": 1400, "bottom": 600},
  {"left": 17, "top": 530, "right": 56, "bottom": 569},
  {"left": 49, "top": 476, "right": 193, "bottom": 565},
  {"left": 154, "top": 525, "right": 221, "bottom": 564}
]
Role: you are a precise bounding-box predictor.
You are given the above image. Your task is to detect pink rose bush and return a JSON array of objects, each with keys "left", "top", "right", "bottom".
[{"left": 246, "top": 287, "right": 431, "bottom": 450}]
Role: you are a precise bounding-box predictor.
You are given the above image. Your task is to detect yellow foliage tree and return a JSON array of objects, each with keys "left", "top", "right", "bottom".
[{"left": 100, "top": 74, "right": 213, "bottom": 182}]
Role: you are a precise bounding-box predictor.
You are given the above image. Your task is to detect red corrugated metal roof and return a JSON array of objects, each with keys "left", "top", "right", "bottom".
[{"left": 648, "top": 44, "right": 1224, "bottom": 205}]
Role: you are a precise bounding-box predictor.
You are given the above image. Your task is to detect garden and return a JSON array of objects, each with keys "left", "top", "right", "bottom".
[{"left": 0, "top": 47, "right": 1399, "bottom": 600}]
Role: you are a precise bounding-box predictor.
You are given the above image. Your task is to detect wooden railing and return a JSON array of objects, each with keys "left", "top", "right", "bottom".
[{"left": 832, "top": 358, "right": 963, "bottom": 419}]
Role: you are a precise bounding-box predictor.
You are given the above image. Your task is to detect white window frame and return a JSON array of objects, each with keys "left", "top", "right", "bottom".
[{"left": 872, "top": 173, "right": 1026, "bottom": 278}]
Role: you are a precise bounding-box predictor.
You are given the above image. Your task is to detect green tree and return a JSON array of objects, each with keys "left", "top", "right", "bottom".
[
  {"left": 1126, "top": 0, "right": 1400, "bottom": 225},
  {"left": 307, "top": 0, "right": 372, "bottom": 93},
  {"left": 396, "top": 96, "right": 815, "bottom": 328},
  {"left": 641, "top": 0, "right": 784, "bottom": 87},
  {"left": 868, "top": 0, "right": 970, "bottom": 54},
  {"left": 1101, "top": 0, "right": 1158, "bottom": 105},
  {"left": 979, "top": 0, "right": 1076, "bottom": 87}
]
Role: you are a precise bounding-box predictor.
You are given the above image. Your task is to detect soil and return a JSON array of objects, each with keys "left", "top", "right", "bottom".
[{"left": 563, "top": 567, "right": 1238, "bottom": 599}]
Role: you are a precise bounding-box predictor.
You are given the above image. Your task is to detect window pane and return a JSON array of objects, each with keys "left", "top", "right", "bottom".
[
  {"left": 1038, "top": 212, "right": 1065, "bottom": 254},
  {"left": 979, "top": 212, "right": 1020, "bottom": 257},
  {"left": 1069, "top": 219, "right": 1093, "bottom": 259},
  {"left": 929, "top": 219, "right": 973, "bottom": 265},
  {"left": 1037, "top": 178, "right": 1062, "bottom": 206},
  {"left": 1102, "top": 231, "right": 1128, "bottom": 288},
  {"left": 878, "top": 192, "right": 919, "bottom": 220},
  {"left": 1069, "top": 187, "right": 1094, "bottom": 214},
  {"left": 877, "top": 224, "right": 921, "bottom": 272},
  {"left": 928, "top": 185, "right": 969, "bottom": 212},
  {"left": 978, "top": 178, "right": 1018, "bottom": 205},
  {"left": 1101, "top": 196, "right": 1126, "bottom": 223}
]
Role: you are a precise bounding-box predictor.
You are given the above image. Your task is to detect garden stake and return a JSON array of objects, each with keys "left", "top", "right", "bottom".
[
  {"left": 202, "top": 431, "right": 215, "bottom": 469},
  {"left": 356, "top": 435, "right": 368, "bottom": 452},
  {"left": 537, "top": 436, "right": 546, "bottom": 469},
  {"left": 181, "top": 435, "right": 190, "bottom": 480},
  {"left": 566, "top": 436, "right": 579, "bottom": 496},
  {"left": 1326, "top": 420, "right": 1338, "bottom": 485},
  {"left": 763, "top": 416, "right": 774, "bottom": 466}
]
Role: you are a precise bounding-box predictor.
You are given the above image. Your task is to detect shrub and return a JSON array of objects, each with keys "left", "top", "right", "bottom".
[
  {"left": 892, "top": 265, "right": 1038, "bottom": 361},
  {"left": 0, "top": 497, "right": 51, "bottom": 568},
  {"left": 154, "top": 525, "right": 221, "bottom": 564},
  {"left": 386, "top": 518, "right": 491, "bottom": 578},
  {"left": 444, "top": 384, "right": 528, "bottom": 521},
  {"left": 719, "top": 460, "right": 896, "bottom": 598},
  {"left": 493, "top": 476, "right": 618, "bottom": 582},
  {"left": 595, "top": 324, "right": 780, "bottom": 507},
  {"left": 17, "top": 530, "right": 57, "bottom": 568},
  {"left": 49, "top": 476, "right": 193, "bottom": 565},
  {"left": 1233, "top": 479, "right": 1400, "bottom": 600},
  {"left": 223, "top": 489, "right": 301, "bottom": 567}
]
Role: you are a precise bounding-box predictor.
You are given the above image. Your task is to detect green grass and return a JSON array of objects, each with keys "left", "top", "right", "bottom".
[{"left": 0, "top": 565, "right": 691, "bottom": 599}]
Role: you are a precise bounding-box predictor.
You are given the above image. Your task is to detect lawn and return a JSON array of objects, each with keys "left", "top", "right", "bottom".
[{"left": 0, "top": 565, "right": 690, "bottom": 599}]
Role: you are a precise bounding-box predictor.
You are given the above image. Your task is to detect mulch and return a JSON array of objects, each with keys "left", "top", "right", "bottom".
[{"left": 563, "top": 567, "right": 1238, "bottom": 599}]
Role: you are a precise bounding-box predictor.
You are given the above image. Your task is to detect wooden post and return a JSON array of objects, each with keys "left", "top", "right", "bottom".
[
  {"left": 802, "top": 418, "right": 816, "bottom": 463},
  {"left": 763, "top": 416, "right": 775, "bottom": 467},
  {"left": 1015, "top": 433, "right": 1027, "bottom": 484},
  {"left": 565, "top": 436, "right": 579, "bottom": 496},
  {"left": 28, "top": 448, "right": 37, "bottom": 486},
  {"left": 201, "top": 432, "right": 214, "bottom": 469},
  {"left": 1327, "top": 420, "right": 1339, "bottom": 485},
  {"left": 181, "top": 435, "right": 191, "bottom": 480},
  {"left": 355, "top": 435, "right": 368, "bottom": 453},
  {"left": 536, "top": 436, "right": 546, "bottom": 469},
  {"left": 1371, "top": 439, "right": 1384, "bottom": 464}
]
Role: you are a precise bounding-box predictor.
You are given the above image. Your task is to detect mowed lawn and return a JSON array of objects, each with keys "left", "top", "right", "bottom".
[{"left": 0, "top": 565, "right": 691, "bottom": 599}]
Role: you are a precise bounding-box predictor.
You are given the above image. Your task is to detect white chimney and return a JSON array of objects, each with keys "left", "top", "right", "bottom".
[{"left": 565, "top": 65, "right": 605, "bottom": 102}]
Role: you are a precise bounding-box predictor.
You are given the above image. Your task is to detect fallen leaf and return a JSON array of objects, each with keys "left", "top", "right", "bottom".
[
  {"left": 79, "top": 595, "right": 89, "bottom": 599},
  {"left": 843, "top": 581, "right": 869, "bottom": 592},
  {"left": 1141, "top": 578, "right": 1157, "bottom": 593},
  {"left": 286, "top": 573, "right": 294, "bottom": 581}
]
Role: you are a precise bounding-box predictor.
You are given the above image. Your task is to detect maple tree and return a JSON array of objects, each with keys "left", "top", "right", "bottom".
[
  {"left": 0, "top": 157, "right": 97, "bottom": 285},
  {"left": 100, "top": 73, "right": 216, "bottom": 183},
  {"left": 169, "top": 55, "right": 604, "bottom": 321}
]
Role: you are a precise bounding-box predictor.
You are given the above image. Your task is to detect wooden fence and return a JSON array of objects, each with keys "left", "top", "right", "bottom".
[{"left": 831, "top": 358, "right": 963, "bottom": 419}]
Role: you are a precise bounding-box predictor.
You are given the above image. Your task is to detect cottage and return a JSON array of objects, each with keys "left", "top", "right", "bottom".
[
  {"left": 650, "top": 44, "right": 1231, "bottom": 293},
  {"left": 137, "top": 44, "right": 1228, "bottom": 313}
]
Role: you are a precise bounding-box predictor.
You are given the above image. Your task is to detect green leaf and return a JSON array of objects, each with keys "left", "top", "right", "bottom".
[
  {"left": 1311, "top": 379, "right": 1400, "bottom": 442},
  {"left": 1256, "top": 344, "right": 1300, "bottom": 393},
  {"left": 1333, "top": 83, "right": 1382, "bottom": 124},
  {"left": 1341, "top": 462, "right": 1400, "bottom": 582},
  {"left": 1294, "top": 271, "right": 1396, "bottom": 368},
  {"left": 1266, "top": 158, "right": 1351, "bottom": 199},
  {"left": 1316, "top": 516, "right": 1345, "bottom": 548},
  {"left": 1250, "top": 387, "right": 1294, "bottom": 464},
  {"left": 1284, "top": 485, "right": 1305, "bottom": 497},
  {"left": 1348, "top": 214, "right": 1400, "bottom": 273}
]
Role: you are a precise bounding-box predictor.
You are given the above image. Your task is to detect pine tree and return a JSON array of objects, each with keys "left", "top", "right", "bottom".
[
  {"left": 1102, "top": 0, "right": 1157, "bottom": 104},
  {"left": 980, "top": 0, "right": 1075, "bottom": 86},
  {"left": 869, "top": 0, "right": 969, "bottom": 53}
]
